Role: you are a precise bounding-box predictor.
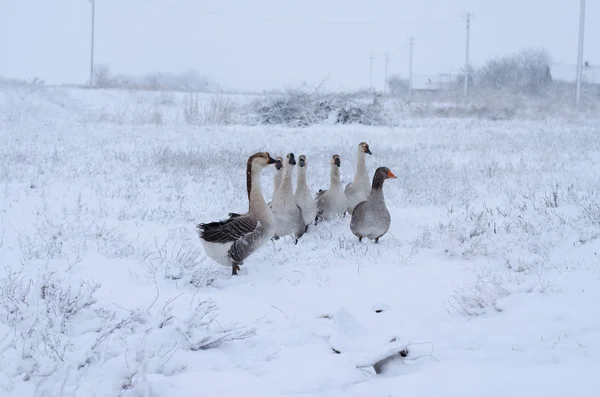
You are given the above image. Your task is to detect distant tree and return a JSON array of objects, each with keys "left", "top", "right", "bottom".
[
  {"left": 477, "top": 48, "right": 552, "bottom": 94},
  {"left": 386, "top": 74, "right": 409, "bottom": 96},
  {"left": 93, "top": 64, "right": 113, "bottom": 87}
]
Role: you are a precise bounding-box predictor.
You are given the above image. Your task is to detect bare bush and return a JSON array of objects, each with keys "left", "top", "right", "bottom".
[
  {"left": 183, "top": 92, "right": 238, "bottom": 125},
  {"left": 91, "top": 64, "right": 217, "bottom": 92},
  {"left": 0, "top": 267, "right": 254, "bottom": 395},
  {"left": 252, "top": 84, "right": 385, "bottom": 127}
]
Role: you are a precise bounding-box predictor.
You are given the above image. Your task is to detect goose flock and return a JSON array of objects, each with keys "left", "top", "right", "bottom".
[{"left": 196, "top": 142, "right": 396, "bottom": 276}]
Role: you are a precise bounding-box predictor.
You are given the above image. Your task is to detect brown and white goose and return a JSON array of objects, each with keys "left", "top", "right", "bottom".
[
  {"left": 316, "top": 154, "right": 347, "bottom": 222},
  {"left": 196, "top": 152, "right": 278, "bottom": 275},
  {"left": 295, "top": 155, "right": 318, "bottom": 232},
  {"left": 271, "top": 153, "right": 306, "bottom": 243},
  {"left": 350, "top": 166, "right": 397, "bottom": 243},
  {"left": 345, "top": 142, "right": 372, "bottom": 214}
]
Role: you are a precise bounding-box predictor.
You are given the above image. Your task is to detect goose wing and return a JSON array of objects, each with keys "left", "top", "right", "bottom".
[{"left": 197, "top": 215, "right": 259, "bottom": 244}]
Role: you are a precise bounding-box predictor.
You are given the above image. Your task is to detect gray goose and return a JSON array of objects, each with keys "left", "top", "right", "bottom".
[
  {"left": 271, "top": 153, "right": 306, "bottom": 244},
  {"left": 196, "top": 152, "right": 278, "bottom": 275},
  {"left": 345, "top": 141, "right": 372, "bottom": 214},
  {"left": 316, "top": 154, "right": 347, "bottom": 223},
  {"left": 350, "top": 166, "right": 397, "bottom": 243}
]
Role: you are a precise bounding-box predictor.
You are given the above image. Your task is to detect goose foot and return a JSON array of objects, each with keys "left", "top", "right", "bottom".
[
  {"left": 375, "top": 237, "right": 380, "bottom": 243},
  {"left": 358, "top": 236, "right": 363, "bottom": 242},
  {"left": 232, "top": 262, "right": 241, "bottom": 276}
]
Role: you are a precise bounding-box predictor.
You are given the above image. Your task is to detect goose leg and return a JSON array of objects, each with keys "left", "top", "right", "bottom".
[
  {"left": 305, "top": 224, "right": 309, "bottom": 233},
  {"left": 232, "top": 262, "right": 241, "bottom": 276},
  {"left": 358, "top": 236, "right": 363, "bottom": 242},
  {"left": 375, "top": 237, "right": 380, "bottom": 243}
]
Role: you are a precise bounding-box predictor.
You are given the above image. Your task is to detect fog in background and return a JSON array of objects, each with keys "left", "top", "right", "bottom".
[{"left": 0, "top": 0, "right": 598, "bottom": 91}]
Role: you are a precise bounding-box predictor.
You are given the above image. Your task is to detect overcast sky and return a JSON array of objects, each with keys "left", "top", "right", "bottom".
[{"left": 0, "top": 0, "right": 597, "bottom": 91}]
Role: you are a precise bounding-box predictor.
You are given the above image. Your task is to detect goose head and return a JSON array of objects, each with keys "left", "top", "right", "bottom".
[
  {"left": 374, "top": 167, "right": 397, "bottom": 180},
  {"left": 298, "top": 155, "right": 306, "bottom": 168},
  {"left": 331, "top": 154, "right": 341, "bottom": 168},
  {"left": 285, "top": 152, "right": 296, "bottom": 167},
  {"left": 249, "top": 152, "right": 279, "bottom": 170},
  {"left": 274, "top": 156, "right": 284, "bottom": 171},
  {"left": 358, "top": 142, "right": 372, "bottom": 155}
]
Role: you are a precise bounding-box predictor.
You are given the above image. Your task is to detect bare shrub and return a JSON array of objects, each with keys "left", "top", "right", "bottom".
[
  {"left": 448, "top": 269, "right": 510, "bottom": 316},
  {"left": 0, "top": 267, "right": 254, "bottom": 394},
  {"left": 141, "top": 235, "right": 218, "bottom": 288},
  {"left": 252, "top": 84, "right": 384, "bottom": 127}
]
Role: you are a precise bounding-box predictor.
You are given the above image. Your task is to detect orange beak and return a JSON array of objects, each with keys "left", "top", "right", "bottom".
[{"left": 387, "top": 170, "right": 397, "bottom": 179}]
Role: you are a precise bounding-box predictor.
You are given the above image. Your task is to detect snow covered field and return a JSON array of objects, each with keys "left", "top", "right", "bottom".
[{"left": 1, "top": 85, "right": 600, "bottom": 396}]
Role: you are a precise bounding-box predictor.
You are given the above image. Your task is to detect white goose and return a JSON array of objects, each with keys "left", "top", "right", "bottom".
[
  {"left": 295, "top": 154, "right": 318, "bottom": 232},
  {"left": 196, "top": 152, "right": 278, "bottom": 275},
  {"left": 345, "top": 141, "right": 372, "bottom": 214},
  {"left": 316, "top": 154, "right": 347, "bottom": 222},
  {"left": 271, "top": 153, "right": 306, "bottom": 244},
  {"left": 268, "top": 155, "right": 284, "bottom": 208}
]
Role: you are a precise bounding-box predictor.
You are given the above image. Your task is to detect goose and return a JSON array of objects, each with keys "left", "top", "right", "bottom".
[
  {"left": 345, "top": 141, "right": 372, "bottom": 214},
  {"left": 350, "top": 166, "right": 397, "bottom": 243},
  {"left": 271, "top": 153, "right": 306, "bottom": 243},
  {"left": 268, "top": 156, "right": 284, "bottom": 208},
  {"left": 196, "top": 152, "right": 278, "bottom": 275},
  {"left": 316, "top": 154, "right": 347, "bottom": 222},
  {"left": 295, "top": 154, "right": 318, "bottom": 232}
]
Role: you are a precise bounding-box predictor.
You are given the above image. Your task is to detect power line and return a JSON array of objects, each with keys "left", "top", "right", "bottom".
[
  {"left": 463, "top": 12, "right": 472, "bottom": 97},
  {"left": 89, "top": 0, "right": 96, "bottom": 87},
  {"left": 384, "top": 52, "right": 390, "bottom": 94},
  {"left": 369, "top": 53, "right": 374, "bottom": 90},
  {"left": 576, "top": 0, "right": 586, "bottom": 107},
  {"left": 408, "top": 37, "right": 414, "bottom": 99}
]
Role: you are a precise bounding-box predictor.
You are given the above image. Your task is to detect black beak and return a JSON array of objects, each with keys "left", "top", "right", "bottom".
[
  {"left": 298, "top": 157, "right": 305, "bottom": 167},
  {"left": 275, "top": 160, "right": 283, "bottom": 170},
  {"left": 334, "top": 157, "right": 341, "bottom": 167},
  {"left": 365, "top": 147, "right": 372, "bottom": 155},
  {"left": 268, "top": 156, "right": 277, "bottom": 164},
  {"left": 289, "top": 153, "right": 296, "bottom": 165}
]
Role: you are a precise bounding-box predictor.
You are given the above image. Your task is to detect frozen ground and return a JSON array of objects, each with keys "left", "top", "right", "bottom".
[{"left": 1, "top": 86, "right": 600, "bottom": 396}]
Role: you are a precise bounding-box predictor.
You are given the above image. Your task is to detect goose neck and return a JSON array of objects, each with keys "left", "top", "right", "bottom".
[
  {"left": 354, "top": 151, "right": 368, "bottom": 180},
  {"left": 248, "top": 166, "right": 267, "bottom": 213},
  {"left": 330, "top": 165, "right": 341, "bottom": 187},
  {"left": 297, "top": 167, "right": 307, "bottom": 186}
]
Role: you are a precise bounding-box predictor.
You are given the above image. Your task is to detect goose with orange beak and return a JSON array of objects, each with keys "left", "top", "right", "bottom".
[{"left": 350, "top": 167, "right": 397, "bottom": 243}]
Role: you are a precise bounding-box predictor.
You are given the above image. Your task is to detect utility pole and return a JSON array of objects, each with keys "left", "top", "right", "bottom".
[
  {"left": 463, "top": 12, "right": 471, "bottom": 96},
  {"left": 369, "top": 52, "right": 374, "bottom": 90},
  {"left": 89, "top": 0, "right": 96, "bottom": 87},
  {"left": 408, "top": 37, "right": 414, "bottom": 98},
  {"left": 575, "top": 0, "right": 586, "bottom": 107},
  {"left": 383, "top": 52, "right": 389, "bottom": 94}
]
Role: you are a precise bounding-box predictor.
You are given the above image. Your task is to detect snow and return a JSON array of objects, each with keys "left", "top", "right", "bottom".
[{"left": 2, "top": 84, "right": 600, "bottom": 396}]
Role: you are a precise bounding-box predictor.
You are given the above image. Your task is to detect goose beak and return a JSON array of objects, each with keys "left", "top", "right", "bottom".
[
  {"left": 267, "top": 156, "right": 278, "bottom": 165},
  {"left": 387, "top": 170, "right": 397, "bottom": 179},
  {"left": 289, "top": 153, "right": 296, "bottom": 165},
  {"left": 298, "top": 157, "right": 306, "bottom": 167},
  {"left": 365, "top": 147, "right": 372, "bottom": 155},
  {"left": 334, "top": 157, "right": 341, "bottom": 167}
]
